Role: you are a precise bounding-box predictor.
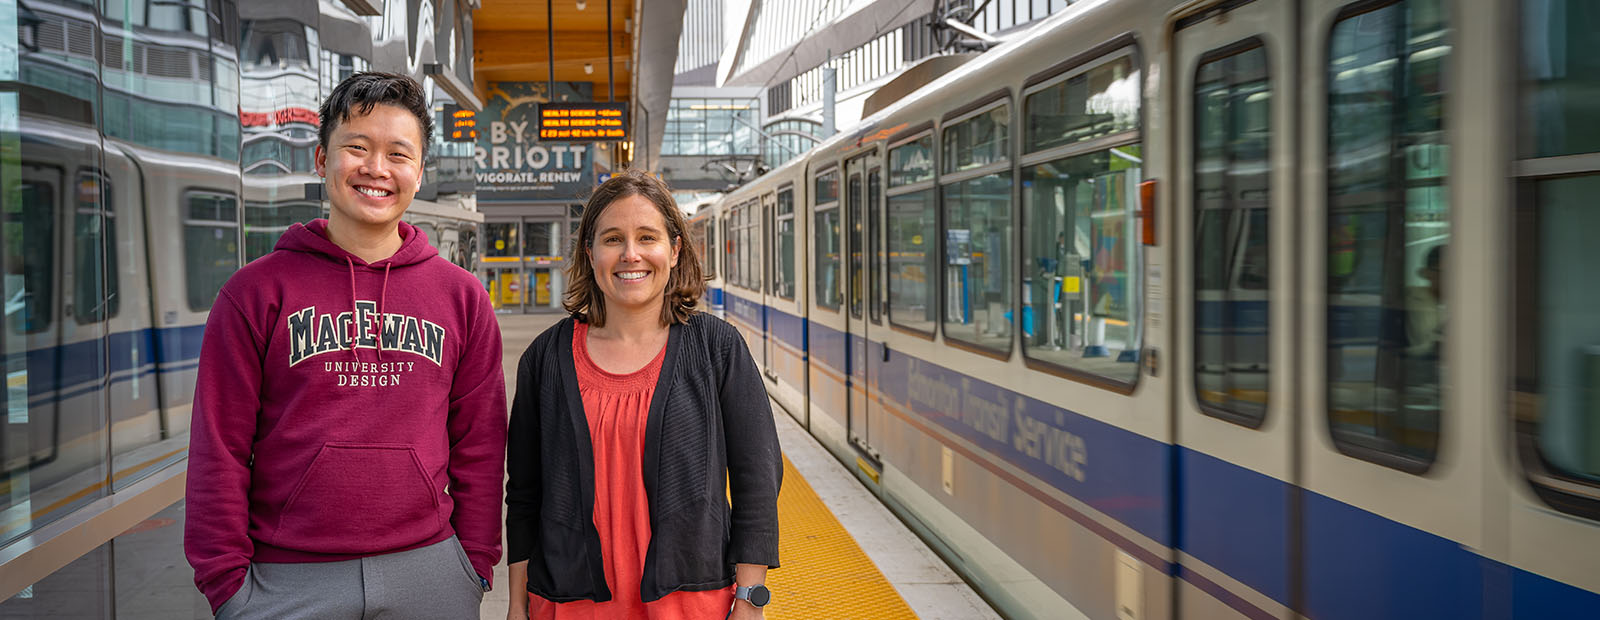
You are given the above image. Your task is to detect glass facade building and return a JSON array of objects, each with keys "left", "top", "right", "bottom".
[{"left": 0, "top": 1, "right": 478, "bottom": 614}]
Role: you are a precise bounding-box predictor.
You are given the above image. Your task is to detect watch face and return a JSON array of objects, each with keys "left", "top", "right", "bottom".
[{"left": 750, "top": 585, "right": 771, "bottom": 607}]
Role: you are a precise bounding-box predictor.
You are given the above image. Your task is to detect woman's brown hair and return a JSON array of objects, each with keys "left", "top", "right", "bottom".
[{"left": 563, "top": 169, "right": 705, "bottom": 327}]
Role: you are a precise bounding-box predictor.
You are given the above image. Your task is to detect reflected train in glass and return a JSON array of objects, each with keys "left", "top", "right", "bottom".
[
  {"left": 0, "top": 0, "right": 481, "bottom": 560},
  {"left": 696, "top": 0, "right": 1600, "bottom": 618}
]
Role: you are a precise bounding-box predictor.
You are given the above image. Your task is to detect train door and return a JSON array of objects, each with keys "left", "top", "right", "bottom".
[
  {"left": 1295, "top": 1, "right": 1480, "bottom": 618},
  {"left": 1173, "top": 2, "right": 1299, "bottom": 617},
  {"left": 844, "top": 152, "right": 882, "bottom": 461},
  {"left": 762, "top": 192, "right": 776, "bottom": 379}
]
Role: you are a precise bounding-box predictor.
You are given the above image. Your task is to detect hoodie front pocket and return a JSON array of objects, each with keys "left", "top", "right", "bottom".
[{"left": 271, "top": 443, "right": 442, "bottom": 554}]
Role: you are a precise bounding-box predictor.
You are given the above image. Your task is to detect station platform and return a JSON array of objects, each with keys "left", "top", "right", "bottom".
[{"left": 487, "top": 313, "right": 1000, "bottom": 620}]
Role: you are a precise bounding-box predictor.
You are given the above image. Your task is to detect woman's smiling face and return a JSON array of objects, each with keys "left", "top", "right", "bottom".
[{"left": 589, "top": 194, "right": 680, "bottom": 317}]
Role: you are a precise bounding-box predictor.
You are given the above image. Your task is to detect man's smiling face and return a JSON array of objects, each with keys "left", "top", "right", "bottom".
[{"left": 316, "top": 103, "right": 425, "bottom": 231}]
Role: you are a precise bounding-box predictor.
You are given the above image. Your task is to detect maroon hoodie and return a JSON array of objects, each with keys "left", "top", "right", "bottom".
[{"left": 184, "top": 219, "right": 506, "bottom": 612}]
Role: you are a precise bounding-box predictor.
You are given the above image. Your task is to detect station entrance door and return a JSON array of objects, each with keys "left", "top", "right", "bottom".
[{"left": 482, "top": 207, "right": 581, "bottom": 313}]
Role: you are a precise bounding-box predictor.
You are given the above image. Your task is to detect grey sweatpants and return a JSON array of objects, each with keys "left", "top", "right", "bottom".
[{"left": 215, "top": 536, "right": 487, "bottom": 620}]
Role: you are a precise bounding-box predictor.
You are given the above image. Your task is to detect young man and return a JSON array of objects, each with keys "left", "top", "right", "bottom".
[{"left": 185, "top": 72, "right": 506, "bottom": 619}]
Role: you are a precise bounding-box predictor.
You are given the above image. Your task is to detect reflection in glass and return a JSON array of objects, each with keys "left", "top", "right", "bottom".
[
  {"left": 1521, "top": 0, "right": 1600, "bottom": 158},
  {"left": 0, "top": 543, "right": 110, "bottom": 616},
  {"left": 184, "top": 192, "right": 241, "bottom": 311},
  {"left": 943, "top": 106, "right": 1009, "bottom": 173},
  {"left": 775, "top": 189, "right": 795, "bottom": 299},
  {"left": 1518, "top": 176, "right": 1600, "bottom": 483},
  {"left": 2, "top": 0, "right": 113, "bottom": 547},
  {"left": 1194, "top": 45, "right": 1270, "bottom": 424},
  {"left": 1023, "top": 147, "right": 1143, "bottom": 382},
  {"left": 868, "top": 168, "right": 882, "bottom": 321},
  {"left": 848, "top": 173, "right": 863, "bottom": 318},
  {"left": 1026, "top": 55, "right": 1139, "bottom": 152},
  {"left": 887, "top": 189, "right": 937, "bottom": 334},
  {"left": 815, "top": 207, "right": 842, "bottom": 310},
  {"left": 942, "top": 172, "right": 1011, "bottom": 352},
  {"left": 1326, "top": 0, "right": 1449, "bottom": 466},
  {"left": 889, "top": 136, "right": 934, "bottom": 186},
  {"left": 484, "top": 222, "right": 519, "bottom": 258}
]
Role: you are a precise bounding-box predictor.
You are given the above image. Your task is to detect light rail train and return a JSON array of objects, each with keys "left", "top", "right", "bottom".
[{"left": 695, "top": 0, "right": 1600, "bottom": 617}]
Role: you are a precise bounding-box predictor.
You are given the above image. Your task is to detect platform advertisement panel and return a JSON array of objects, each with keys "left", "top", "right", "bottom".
[{"left": 475, "top": 81, "right": 595, "bottom": 201}]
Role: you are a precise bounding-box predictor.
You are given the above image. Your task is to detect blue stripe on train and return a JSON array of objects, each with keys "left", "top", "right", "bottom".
[
  {"left": 13, "top": 325, "right": 206, "bottom": 397},
  {"left": 745, "top": 300, "right": 1600, "bottom": 619}
]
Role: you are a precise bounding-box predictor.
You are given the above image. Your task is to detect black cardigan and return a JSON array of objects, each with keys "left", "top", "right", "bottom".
[{"left": 505, "top": 313, "right": 782, "bottom": 603}]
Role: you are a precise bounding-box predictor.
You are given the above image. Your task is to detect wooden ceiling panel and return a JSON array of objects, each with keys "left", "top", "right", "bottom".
[
  {"left": 473, "top": 0, "right": 635, "bottom": 103},
  {"left": 476, "top": 0, "right": 632, "bottom": 32}
]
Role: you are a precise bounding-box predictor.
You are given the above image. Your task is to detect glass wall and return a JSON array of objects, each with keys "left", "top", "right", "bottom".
[
  {"left": 662, "top": 98, "right": 759, "bottom": 157},
  {"left": 0, "top": 0, "right": 481, "bottom": 611},
  {"left": 762, "top": 119, "right": 823, "bottom": 170}
]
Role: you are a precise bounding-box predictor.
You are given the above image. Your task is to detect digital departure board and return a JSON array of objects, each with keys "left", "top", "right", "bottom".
[
  {"left": 445, "top": 104, "right": 477, "bottom": 142},
  {"left": 537, "top": 102, "right": 628, "bottom": 142}
]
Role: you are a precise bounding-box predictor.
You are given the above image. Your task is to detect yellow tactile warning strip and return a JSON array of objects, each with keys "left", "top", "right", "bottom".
[{"left": 764, "top": 454, "right": 918, "bottom": 620}]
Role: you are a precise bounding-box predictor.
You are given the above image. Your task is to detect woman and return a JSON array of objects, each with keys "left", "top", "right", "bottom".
[{"left": 506, "top": 170, "right": 782, "bottom": 620}]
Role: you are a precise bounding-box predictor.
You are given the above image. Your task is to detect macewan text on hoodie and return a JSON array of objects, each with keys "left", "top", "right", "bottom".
[{"left": 184, "top": 220, "right": 507, "bottom": 613}]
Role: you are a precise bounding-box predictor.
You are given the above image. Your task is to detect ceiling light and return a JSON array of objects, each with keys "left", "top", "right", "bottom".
[
  {"left": 576, "top": 0, "right": 586, "bottom": 9},
  {"left": 584, "top": 63, "right": 594, "bottom": 74}
]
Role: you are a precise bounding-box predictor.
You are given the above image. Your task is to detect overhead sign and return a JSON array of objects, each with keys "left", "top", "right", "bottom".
[
  {"left": 537, "top": 102, "right": 628, "bottom": 142},
  {"left": 445, "top": 104, "right": 477, "bottom": 142},
  {"left": 475, "top": 81, "right": 595, "bottom": 201}
]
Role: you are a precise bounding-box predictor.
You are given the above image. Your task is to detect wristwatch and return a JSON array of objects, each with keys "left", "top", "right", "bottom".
[{"left": 734, "top": 584, "right": 772, "bottom": 607}]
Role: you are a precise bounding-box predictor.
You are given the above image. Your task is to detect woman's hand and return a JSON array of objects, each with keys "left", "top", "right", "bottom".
[{"left": 506, "top": 561, "right": 529, "bottom": 620}]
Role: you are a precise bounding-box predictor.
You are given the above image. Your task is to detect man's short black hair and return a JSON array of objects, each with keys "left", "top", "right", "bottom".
[{"left": 318, "top": 71, "right": 433, "bottom": 159}]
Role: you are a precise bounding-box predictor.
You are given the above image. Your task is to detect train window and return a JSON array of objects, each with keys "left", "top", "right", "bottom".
[
  {"left": 775, "top": 188, "right": 796, "bottom": 299},
  {"left": 184, "top": 191, "right": 241, "bottom": 311},
  {"left": 1514, "top": 0, "right": 1600, "bottom": 519},
  {"left": 1324, "top": 0, "right": 1449, "bottom": 471},
  {"left": 943, "top": 105, "right": 1009, "bottom": 173},
  {"left": 8, "top": 178, "right": 56, "bottom": 334},
  {"left": 890, "top": 135, "right": 934, "bottom": 186},
  {"left": 869, "top": 167, "right": 883, "bottom": 322},
  {"left": 815, "top": 169, "right": 839, "bottom": 204},
  {"left": 848, "top": 172, "right": 863, "bottom": 318},
  {"left": 941, "top": 105, "right": 1013, "bottom": 354},
  {"left": 1026, "top": 53, "right": 1139, "bottom": 153},
  {"left": 74, "top": 172, "right": 119, "bottom": 323},
  {"left": 887, "top": 187, "right": 937, "bottom": 335},
  {"left": 1021, "top": 50, "right": 1144, "bottom": 385},
  {"left": 1521, "top": 0, "right": 1600, "bottom": 158},
  {"left": 815, "top": 169, "right": 842, "bottom": 310},
  {"left": 745, "top": 200, "right": 762, "bottom": 291},
  {"left": 1193, "top": 43, "right": 1271, "bottom": 426},
  {"left": 1022, "top": 149, "right": 1144, "bottom": 383},
  {"left": 245, "top": 202, "right": 321, "bottom": 261},
  {"left": 941, "top": 172, "right": 1012, "bottom": 353},
  {"left": 729, "top": 205, "right": 742, "bottom": 288},
  {"left": 722, "top": 214, "right": 733, "bottom": 287}
]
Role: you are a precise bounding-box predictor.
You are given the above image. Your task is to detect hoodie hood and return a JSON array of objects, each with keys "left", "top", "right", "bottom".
[{"left": 275, "top": 219, "right": 438, "bottom": 268}]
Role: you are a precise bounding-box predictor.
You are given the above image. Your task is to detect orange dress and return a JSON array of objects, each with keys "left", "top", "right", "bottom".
[{"left": 529, "top": 322, "right": 735, "bottom": 619}]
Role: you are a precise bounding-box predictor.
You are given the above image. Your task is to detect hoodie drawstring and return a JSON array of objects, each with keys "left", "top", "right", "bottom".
[
  {"left": 346, "top": 257, "right": 360, "bottom": 362},
  {"left": 377, "top": 263, "right": 391, "bottom": 361}
]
